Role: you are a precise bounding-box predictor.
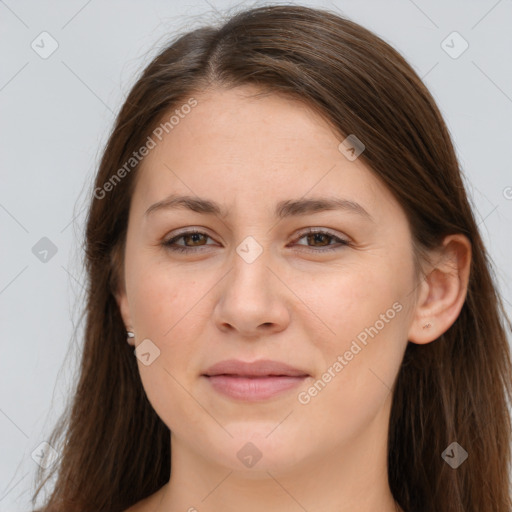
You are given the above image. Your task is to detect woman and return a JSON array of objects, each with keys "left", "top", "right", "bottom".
[{"left": 32, "top": 4, "right": 512, "bottom": 512}]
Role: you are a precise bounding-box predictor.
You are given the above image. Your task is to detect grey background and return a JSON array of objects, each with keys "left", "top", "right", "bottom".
[{"left": 1, "top": 0, "right": 511, "bottom": 510}]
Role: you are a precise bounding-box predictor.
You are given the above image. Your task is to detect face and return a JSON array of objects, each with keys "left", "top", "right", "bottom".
[{"left": 116, "top": 85, "right": 419, "bottom": 474}]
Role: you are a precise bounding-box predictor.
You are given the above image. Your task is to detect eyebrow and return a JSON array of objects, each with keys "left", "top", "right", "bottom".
[{"left": 144, "top": 194, "right": 374, "bottom": 222}]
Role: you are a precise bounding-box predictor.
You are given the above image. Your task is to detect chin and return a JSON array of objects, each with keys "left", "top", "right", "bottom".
[{"left": 203, "top": 427, "right": 311, "bottom": 475}]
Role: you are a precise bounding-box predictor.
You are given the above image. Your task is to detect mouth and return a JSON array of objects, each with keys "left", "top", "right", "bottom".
[{"left": 201, "top": 359, "right": 310, "bottom": 401}]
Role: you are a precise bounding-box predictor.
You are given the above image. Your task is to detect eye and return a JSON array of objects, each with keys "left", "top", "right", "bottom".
[
  {"left": 162, "top": 229, "right": 217, "bottom": 253},
  {"left": 162, "top": 228, "right": 350, "bottom": 254},
  {"left": 291, "top": 228, "right": 350, "bottom": 253}
]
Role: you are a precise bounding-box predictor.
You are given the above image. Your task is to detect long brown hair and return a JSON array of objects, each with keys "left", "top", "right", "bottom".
[{"left": 31, "top": 4, "right": 512, "bottom": 511}]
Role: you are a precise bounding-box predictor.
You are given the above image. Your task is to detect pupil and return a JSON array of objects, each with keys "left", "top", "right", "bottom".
[
  {"left": 190, "top": 233, "right": 203, "bottom": 245},
  {"left": 309, "top": 233, "right": 328, "bottom": 246}
]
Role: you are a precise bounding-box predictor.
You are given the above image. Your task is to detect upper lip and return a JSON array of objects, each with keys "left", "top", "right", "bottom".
[{"left": 202, "top": 359, "right": 309, "bottom": 378}]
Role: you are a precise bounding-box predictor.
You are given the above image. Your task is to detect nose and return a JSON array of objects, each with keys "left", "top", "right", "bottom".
[{"left": 212, "top": 247, "right": 291, "bottom": 338}]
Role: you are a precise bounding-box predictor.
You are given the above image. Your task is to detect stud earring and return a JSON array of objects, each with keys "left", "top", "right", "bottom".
[
  {"left": 422, "top": 322, "right": 432, "bottom": 329},
  {"left": 126, "top": 331, "right": 135, "bottom": 344}
]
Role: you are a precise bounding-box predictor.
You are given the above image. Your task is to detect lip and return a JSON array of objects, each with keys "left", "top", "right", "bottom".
[{"left": 202, "top": 359, "right": 310, "bottom": 401}]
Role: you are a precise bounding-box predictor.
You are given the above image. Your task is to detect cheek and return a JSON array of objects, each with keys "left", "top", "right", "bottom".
[
  {"left": 304, "top": 259, "right": 406, "bottom": 348},
  {"left": 127, "top": 264, "right": 208, "bottom": 429},
  {"left": 127, "top": 250, "right": 197, "bottom": 337},
  {"left": 300, "top": 258, "right": 409, "bottom": 415},
  {"left": 297, "top": 305, "right": 406, "bottom": 451}
]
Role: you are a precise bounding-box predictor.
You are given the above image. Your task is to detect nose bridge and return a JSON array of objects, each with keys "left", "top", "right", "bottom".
[
  {"left": 230, "top": 233, "right": 275, "bottom": 298},
  {"left": 213, "top": 232, "right": 290, "bottom": 335}
]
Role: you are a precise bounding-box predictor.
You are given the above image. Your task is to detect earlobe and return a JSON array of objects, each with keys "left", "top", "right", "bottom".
[{"left": 408, "top": 234, "right": 471, "bottom": 345}]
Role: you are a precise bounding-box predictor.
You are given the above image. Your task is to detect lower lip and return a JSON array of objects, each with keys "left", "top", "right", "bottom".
[{"left": 204, "top": 375, "right": 308, "bottom": 401}]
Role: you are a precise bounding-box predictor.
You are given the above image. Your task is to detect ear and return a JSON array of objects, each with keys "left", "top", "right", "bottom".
[
  {"left": 408, "top": 234, "right": 471, "bottom": 344},
  {"left": 114, "top": 286, "right": 135, "bottom": 346},
  {"left": 111, "top": 240, "right": 135, "bottom": 345}
]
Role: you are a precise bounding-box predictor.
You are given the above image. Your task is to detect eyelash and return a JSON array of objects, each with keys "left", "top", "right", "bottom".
[{"left": 162, "top": 228, "right": 350, "bottom": 254}]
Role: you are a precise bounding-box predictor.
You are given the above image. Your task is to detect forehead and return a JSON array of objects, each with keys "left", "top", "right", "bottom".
[{"left": 131, "top": 85, "right": 401, "bottom": 223}]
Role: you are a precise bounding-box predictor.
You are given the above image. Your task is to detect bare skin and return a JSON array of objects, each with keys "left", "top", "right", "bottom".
[{"left": 118, "top": 85, "right": 471, "bottom": 512}]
